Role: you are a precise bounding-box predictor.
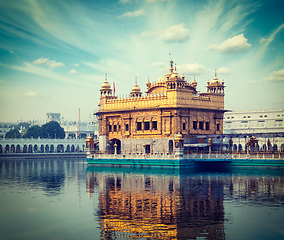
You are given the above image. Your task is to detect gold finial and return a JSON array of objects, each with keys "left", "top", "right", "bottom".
[
  {"left": 169, "top": 59, "right": 174, "bottom": 73},
  {"left": 105, "top": 73, "right": 107, "bottom": 81},
  {"left": 175, "top": 63, "right": 177, "bottom": 72},
  {"left": 215, "top": 69, "right": 217, "bottom": 78},
  {"left": 135, "top": 77, "right": 137, "bottom": 84}
]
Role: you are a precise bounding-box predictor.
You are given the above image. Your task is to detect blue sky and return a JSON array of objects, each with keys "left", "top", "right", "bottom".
[{"left": 0, "top": 0, "right": 283, "bottom": 122}]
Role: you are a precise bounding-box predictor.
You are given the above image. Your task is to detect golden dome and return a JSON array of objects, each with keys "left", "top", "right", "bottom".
[
  {"left": 192, "top": 77, "right": 197, "bottom": 88},
  {"left": 174, "top": 132, "right": 184, "bottom": 140},
  {"left": 86, "top": 134, "right": 94, "bottom": 142},
  {"left": 146, "top": 78, "right": 151, "bottom": 88},
  {"left": 131, "top": 77, "right": 141, "bottom": 93},
  {"left": 211, "top": 70, "right": 220, "bottom": 84},
  {"left": 132, "top": 83, "right": 141, "bottom": 92},
  {"left": 211, "top": 77, "right": 219, "bottom": 84},
  {"left": 101, "top": 79, "right": 111, "bottom": 89}
]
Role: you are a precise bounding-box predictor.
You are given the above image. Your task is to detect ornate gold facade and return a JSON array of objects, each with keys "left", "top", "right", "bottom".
[{"left": 96, "top": 60, "right": 226, "bottom": 153}]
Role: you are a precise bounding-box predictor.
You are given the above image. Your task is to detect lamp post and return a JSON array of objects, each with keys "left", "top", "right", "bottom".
[
  {"left": 229, "top": 138, "right": 233, "bottom": 154},
  {"left": 208, "top": 138, "right": 212, "bottom": 155},
  {"left": 114, "top": 142, "right": 117, "bottom": 157}
]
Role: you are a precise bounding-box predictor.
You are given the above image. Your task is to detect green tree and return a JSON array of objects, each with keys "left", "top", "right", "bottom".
[
  {"left": 24, "top": 125, "right": 41, "bottom": 138},
  {"left": 40, "top": 121, "right": 65, "bottom": 139},
  {"left": 5, "top": 129, "right": 21, "bottom": 138}
]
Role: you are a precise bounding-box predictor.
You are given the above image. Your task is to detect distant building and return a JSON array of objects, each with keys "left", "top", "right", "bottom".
[
  {"left": 0, "top": 122, "right": 18, "bottom": 138},
  {"left": 61, "top": 114, "right": 99, "bottom": 139},
  {"left": 224, "top": 108, "right": 284, "bottom": 134},
  {"left": 46, "top": 113, "right": 61, "bottom": 123},
  {"left": 224, "top": 109, "right": 284, "bottom": 151}
]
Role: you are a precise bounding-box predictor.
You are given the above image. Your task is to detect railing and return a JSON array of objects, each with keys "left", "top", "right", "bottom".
[
  {"left": 89, "top": 152, "right": 176, "bottom": 160},
  {"left": 87, "top": 150, "right": 284, "bottom": 160}
]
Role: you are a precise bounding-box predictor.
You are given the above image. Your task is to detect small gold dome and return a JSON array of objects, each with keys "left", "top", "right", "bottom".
[
  {"left": 192, "top": 77, "right": 197, "bottom": 88},
  {"left": 211, "top": 77, "right": 220, "bottom": 84},
  {"left": 132, "top": 83, "right": 141, "bottom": 92},
  {"left": 174, "top": 132, "right": 184, "bottom": 140},
  {"left": 211, "top": 70, "right": 220, "bottom": 84},
  {"left": 146, "top": 78, "right": 151, "bottom": 88},
  {"left": 86, "top": 134, "right": 94, "bottom": 142},
  {"left": 101, "top": 79, "right": 111, "bottom": 89},
  {"left": 176, "top": 132, "right": 183, "bottom": 139}
]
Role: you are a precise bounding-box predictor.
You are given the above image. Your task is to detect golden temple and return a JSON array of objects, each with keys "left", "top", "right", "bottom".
[{"left": 96, "top": 60, "right": 226, "bottom": 153}]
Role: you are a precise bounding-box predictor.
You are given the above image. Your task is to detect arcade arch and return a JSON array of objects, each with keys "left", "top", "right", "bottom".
[
  {"left": 28, "top": 144, "right": 32, "bottom": 153},
  {"left": 16, "top": 145, "right": 21, "bottom": 153},
  {"left": 57, "top": 144, "right": 64, "bottom": 153},
  {"left": 108, "top": 138, "right": 121, "bottom": 154}
]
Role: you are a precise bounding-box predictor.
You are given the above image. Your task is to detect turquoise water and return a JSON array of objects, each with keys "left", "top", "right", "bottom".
[{"left": 0, "top": 158, "right": 284, "bottom": 239}]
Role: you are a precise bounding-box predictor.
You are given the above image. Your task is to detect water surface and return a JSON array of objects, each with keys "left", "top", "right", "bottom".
[{"left": 0, "top": 158, "right": 283, "bottom": 239}]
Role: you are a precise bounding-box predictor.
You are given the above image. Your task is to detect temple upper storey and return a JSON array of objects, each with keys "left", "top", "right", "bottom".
[{"left": 98, "top": 60, "right": 225, "bottom": 112}]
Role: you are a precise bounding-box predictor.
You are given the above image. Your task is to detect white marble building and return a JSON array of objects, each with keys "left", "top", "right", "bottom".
[{"left": 224, "top": 108, "right": 284, "bottom": 151}]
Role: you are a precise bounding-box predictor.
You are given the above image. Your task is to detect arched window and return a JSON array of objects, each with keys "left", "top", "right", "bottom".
[
  {"left": 169, "top": 140, "right": 173, "bottom": 153},
  {"left": 28, "top": 144, "right": 33, "bottom": 153},
  {"left": 16, "top": 145, "right": 21, "bottom": 153},
  {"left": 273, "top": 144, "right": 278, "bottom": 151}
]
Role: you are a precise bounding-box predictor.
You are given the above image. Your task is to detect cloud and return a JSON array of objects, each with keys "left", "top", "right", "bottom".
[
  {"left": 146, "top": 0, "right": 167, "bottom": 3},
  {"left": 207, "top": 34, "right": 251, "bottom": 53},
  {"left": 255, "top": 23, "right": 284, "bottom": 59},
  {"left": 247, "top": 80, "right": 258, "bottom": 85},
  {"left": 151, "top": 62, "right": 166, "bottom": 68},
  {"left": 0, "top": 79, "right": 8, "bottom": 84},
  {"left": 259, "top": 23, "right": 284, "bottom": 44},
  {"left": 69, "top": 69, "right": 78, "bottom": 74},
  {"left": 259, "top": 37, "right": 273, "bottom": 44},
  {"left": 217, "top": 67, "right": 230, "bottom": 75},
  {"left": 45, "top": 60, "right": 65, "bottom": 69},
  {"left": 159, "top": 23, "right": 190, "bottom": 43},
  {"left": 72, "top": 63, "right": 79, "bottom": 67},
  {"left": 33, "top": 57, "right": 49, "bottom": 65},
  {"left": 24, "top": 90, "right": 38, "bottom": 98},
  {"left": 33, "top": 57, "right": 65, "bottom": 69},
  {"left": 26, "top": 207, "right": 38, "bottom": 213},
  {"left": 178, "top": 63, "right": 206, "bottom": 75},
  {"left": 262, "top": 69, "right": 284, "bottom": 82},
  {"left": 140, "top": 30, "right": 157, "bottom": 39},
  {"left": 0, "top": 62, "right": 92, "bottom": 86},
  {"left": 118, "top": 0, "right": 132, "bottom": 3},
  {"left": 118, "top": 9, "right": 146, "bottom": 18}
]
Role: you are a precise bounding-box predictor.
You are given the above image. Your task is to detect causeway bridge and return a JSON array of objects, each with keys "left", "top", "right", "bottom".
[{"left": 0, "top": 138, "right": 87, "bottom": 153}]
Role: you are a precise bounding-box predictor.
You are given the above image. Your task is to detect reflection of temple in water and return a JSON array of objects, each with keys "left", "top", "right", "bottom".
[{"left": 86, "top": 168, "right": 226, "bottom": 239}]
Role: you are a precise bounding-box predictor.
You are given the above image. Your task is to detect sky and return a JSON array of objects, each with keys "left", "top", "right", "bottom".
[{"left": 0, "top": 0, "right": 283, "bottom": 122}]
